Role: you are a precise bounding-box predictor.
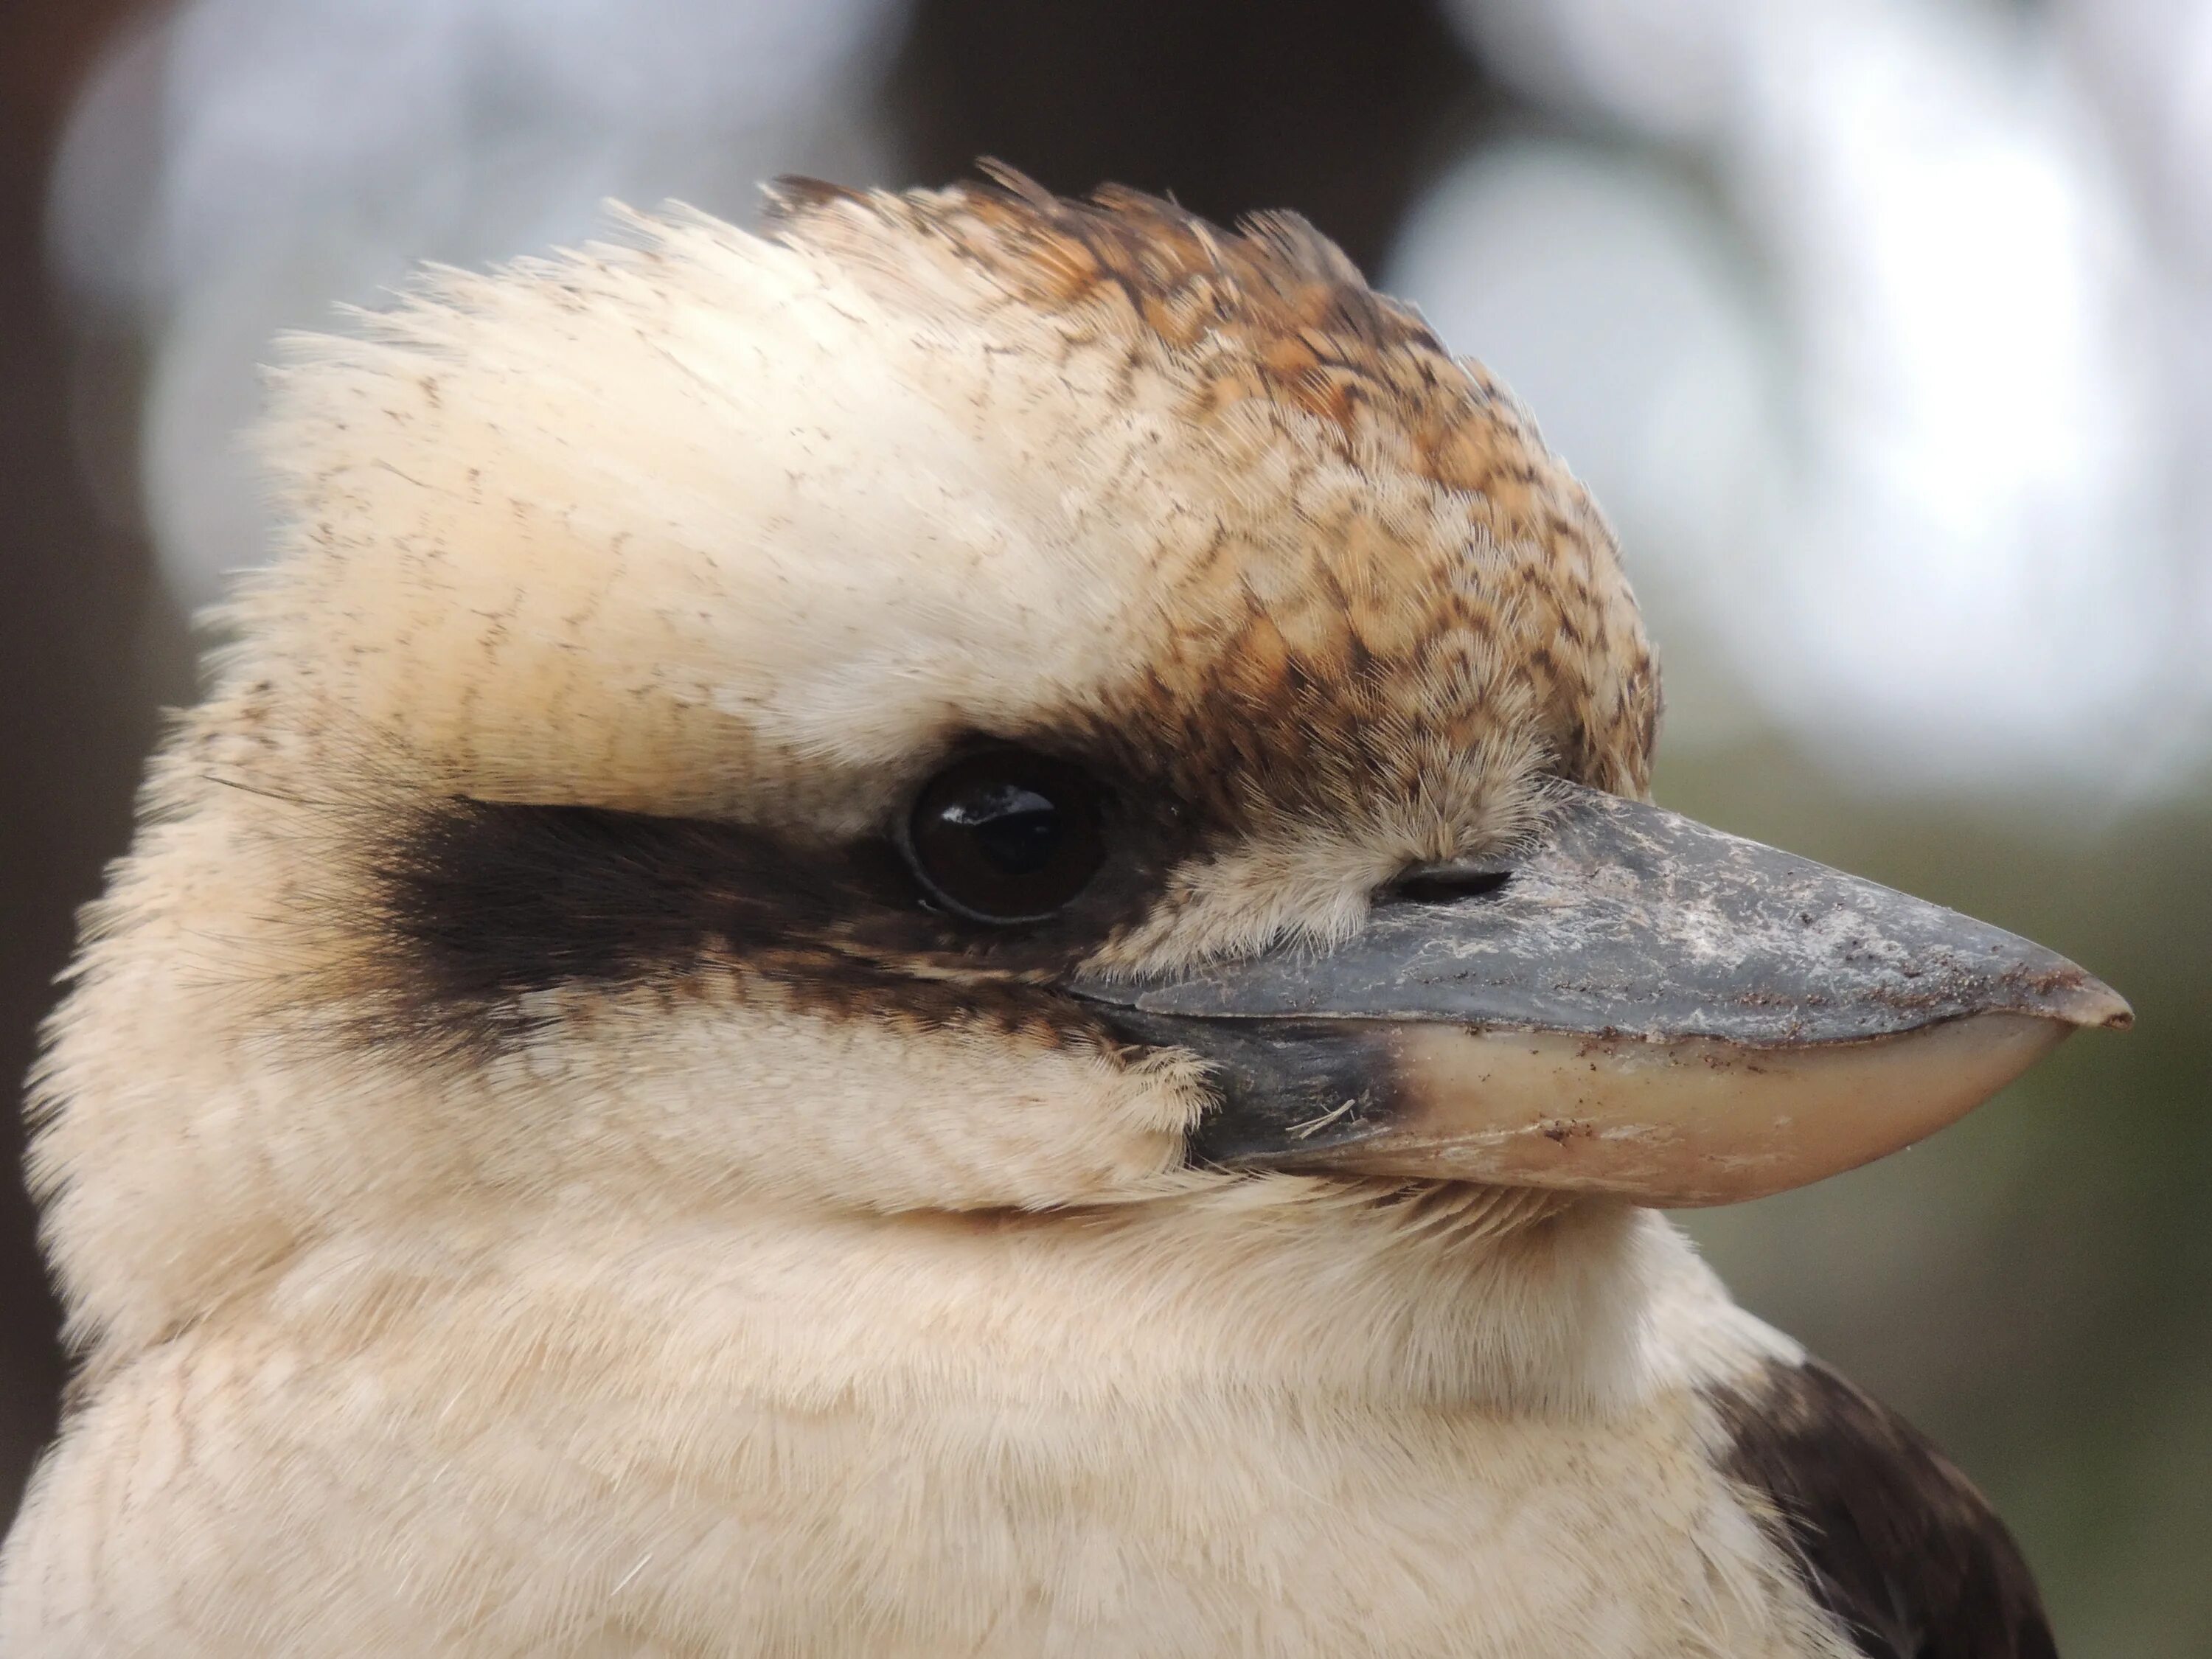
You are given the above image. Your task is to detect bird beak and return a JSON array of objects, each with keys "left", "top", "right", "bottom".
[{"left": 1067, "top": 783, "right": 2131, "bottom": 1206}]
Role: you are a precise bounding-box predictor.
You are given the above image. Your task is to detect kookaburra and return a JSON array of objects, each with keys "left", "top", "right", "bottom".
[{"left": 1, "top": 171, "right": 2129, "bottom": 1658}]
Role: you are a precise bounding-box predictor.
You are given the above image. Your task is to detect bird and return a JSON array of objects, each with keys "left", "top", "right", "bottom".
[{"left": 0, "top": 168, "right": 2131, "bottom": 1658}]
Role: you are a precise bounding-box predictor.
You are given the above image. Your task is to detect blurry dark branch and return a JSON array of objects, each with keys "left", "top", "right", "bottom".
[
  {"left": 0, "top": 0, "right": 187, "bottom": 1531},
  {"left": 886, "top": 0, "right": 1503, "bottom": 276}
]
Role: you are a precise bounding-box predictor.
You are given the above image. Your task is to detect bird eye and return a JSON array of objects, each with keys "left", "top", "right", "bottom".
[{"left": 905, "top": 748, "right": 1107, "bottom": 924}]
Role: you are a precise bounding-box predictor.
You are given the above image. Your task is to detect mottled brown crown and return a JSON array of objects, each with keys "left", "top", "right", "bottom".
[{"left": 767, "top": 166, "right": 1660, "bottom": 808}]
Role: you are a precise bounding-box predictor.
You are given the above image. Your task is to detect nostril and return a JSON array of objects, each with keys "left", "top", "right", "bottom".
[{"left": 1385, "top": 864, "right": 1512, "bottom": 905}]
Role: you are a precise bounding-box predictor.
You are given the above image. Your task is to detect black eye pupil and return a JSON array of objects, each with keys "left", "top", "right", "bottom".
[
  {"left": 945, "top": 784, "right": 1063, "bottom": 875},
  {"left": 907, "top": 750, "right": 1105, "bottom": 923}
]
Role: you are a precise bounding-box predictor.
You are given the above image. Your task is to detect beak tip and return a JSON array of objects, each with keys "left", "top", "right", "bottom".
[{"left": 2041, "top": 969, "right": 2132, "bottom": 1033}]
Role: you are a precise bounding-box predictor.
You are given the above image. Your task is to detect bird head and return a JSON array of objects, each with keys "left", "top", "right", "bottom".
[{"left": 36, "top": 174, "right": 2127, "bottom": 1344}]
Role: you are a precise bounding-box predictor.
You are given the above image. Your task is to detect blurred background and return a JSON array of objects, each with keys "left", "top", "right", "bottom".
[{"left": 1, "top": 0, "right": 2205, "bottom": 1648}]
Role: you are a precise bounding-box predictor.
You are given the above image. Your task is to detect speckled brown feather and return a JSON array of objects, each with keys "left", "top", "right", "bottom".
[{"left": 766, "top": 168, "right": 1660, "bottom": 809}]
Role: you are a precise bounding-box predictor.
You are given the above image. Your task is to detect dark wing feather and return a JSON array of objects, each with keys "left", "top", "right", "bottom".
[{"left": 1707, "top": 1357, "right": 2057, "bottom": 1659}]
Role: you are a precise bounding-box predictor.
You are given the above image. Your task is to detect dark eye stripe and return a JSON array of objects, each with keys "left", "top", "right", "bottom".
[{"left": 333, "top": 743, "right": 1197, "bottom": 1057}]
